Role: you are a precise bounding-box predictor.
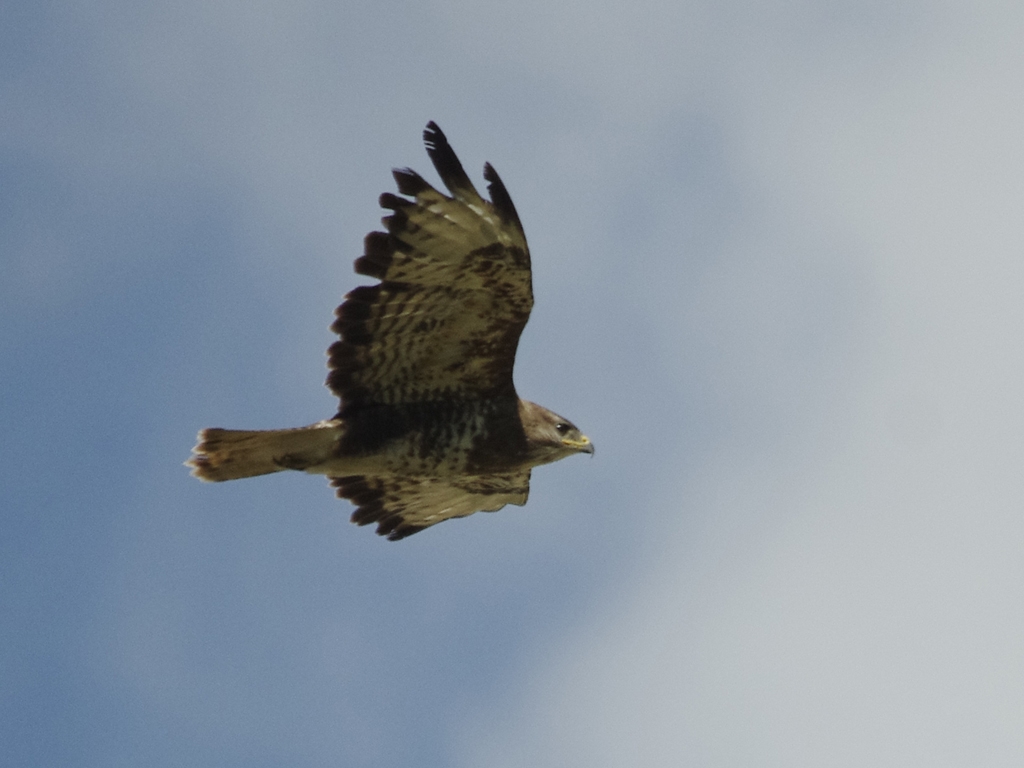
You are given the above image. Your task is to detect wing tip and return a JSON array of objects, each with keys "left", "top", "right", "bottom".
[
  {"left": 422, "top": 121, "right": 479, "bottom": 200},
  {"left": 392, "top": 167, "right": 432, "bottom": 197},
  {"left": 423, "top": 121, "right": 445, "bottom": 149},
  {"left": 384, "top": 524, "right": 426, "bottom": 541},
  {"left": 482, "top": 162, "right": 523, "bottom": 231},
  {"left": 332, "top": 475, "right": 428, "bottom": 541}
]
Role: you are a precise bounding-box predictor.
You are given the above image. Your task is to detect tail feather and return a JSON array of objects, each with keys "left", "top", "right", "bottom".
[{"left": 187, "top": 421, "right": 341, "bottom": 482}]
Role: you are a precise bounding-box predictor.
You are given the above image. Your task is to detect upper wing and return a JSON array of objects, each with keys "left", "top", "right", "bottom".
[
  {"left": 330, "top": 471, "right": 532, "bottom": 541},
  {"left": 328, "top": 122, "right": 532, "bottom": 413}
]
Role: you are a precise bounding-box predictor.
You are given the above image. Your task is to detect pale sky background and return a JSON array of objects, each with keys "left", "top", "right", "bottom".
[{"left": 3, "top": 2, "right": 1024, "bottom": 766}]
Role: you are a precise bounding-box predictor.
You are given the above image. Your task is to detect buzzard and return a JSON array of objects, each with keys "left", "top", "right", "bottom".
[{"left": 187, "top": 122, "right": 592, "bottom": 540}]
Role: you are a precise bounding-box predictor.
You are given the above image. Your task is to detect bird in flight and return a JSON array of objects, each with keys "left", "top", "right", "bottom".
[{"left": 187, "top": 122, "right": 592, "bottom": 540}]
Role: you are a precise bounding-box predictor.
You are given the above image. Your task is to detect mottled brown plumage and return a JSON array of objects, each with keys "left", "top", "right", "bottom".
[{"left": 188, "top": 123, "right": 592, "bottom": 540}]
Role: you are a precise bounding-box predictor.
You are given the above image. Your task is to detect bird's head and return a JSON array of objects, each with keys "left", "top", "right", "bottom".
[{"left": 519, "top": 400, "right": 594, "bottom": 466}]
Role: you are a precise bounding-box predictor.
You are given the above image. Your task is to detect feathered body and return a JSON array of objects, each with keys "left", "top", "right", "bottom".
[{"left": 188, "top": 123, "right": 592, "bottom": 540}]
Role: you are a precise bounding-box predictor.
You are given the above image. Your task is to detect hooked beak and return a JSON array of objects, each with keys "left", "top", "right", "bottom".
[{"left": 562, "top": 435, "right": 595, "bottom": 456}]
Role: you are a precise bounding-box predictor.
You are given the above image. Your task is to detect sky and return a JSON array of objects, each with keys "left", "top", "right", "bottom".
[{"left": 3, "top": 1, "right": 1024, "bottom": 766}]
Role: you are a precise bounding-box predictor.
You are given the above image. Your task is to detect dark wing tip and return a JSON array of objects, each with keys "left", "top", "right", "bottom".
[
  {"left": 422, "top": 121, "right": 445, "bottom": 150},
  {"left": 331, "top": 475, "right": 427, "bottom": 542},
  {"left": 422, "top": 121, "right": 478, "bottom": 199},
  {"left": 392, "top": 167, "right": 432, "bottom": 197},
  {"left": 483, "top": 162, "right": 523, "bottom": 231},
  {"left": 385, "top": 524, "right": 426, "bottom": 541}
]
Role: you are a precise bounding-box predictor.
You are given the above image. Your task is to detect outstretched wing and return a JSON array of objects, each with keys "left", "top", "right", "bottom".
[
  {"left": 330, "top": 472, "right": 532, "bottom": 540},
  {"left": 328, "top": 122, "right": 532, "bottom": 413}
]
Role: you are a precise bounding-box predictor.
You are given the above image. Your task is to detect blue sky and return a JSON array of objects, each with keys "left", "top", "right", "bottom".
[{"left": 4, "top": 2, "right": 1024, "bottom": 766}]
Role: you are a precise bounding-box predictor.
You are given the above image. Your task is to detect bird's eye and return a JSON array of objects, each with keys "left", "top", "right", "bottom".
[{"left": 555, "top": 422, "right": 571, "bottom": 434}]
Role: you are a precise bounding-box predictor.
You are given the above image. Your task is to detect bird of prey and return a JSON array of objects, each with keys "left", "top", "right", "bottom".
[{"left": 187, "top": 122, "right": 592, "bottom": 540}]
